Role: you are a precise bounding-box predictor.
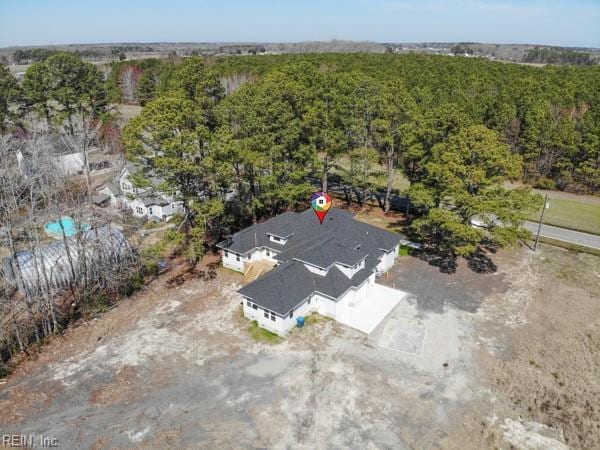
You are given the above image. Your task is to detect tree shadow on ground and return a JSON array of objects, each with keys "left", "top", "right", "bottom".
[
  {"left": 465, "top": 249, "right": 497, "bottom": 274},
  {"left": 413, "top": 250, "right": 458, "bottom": 274},
  {"left": 413, "top": 246, "right": 499, "bottom": 275}
]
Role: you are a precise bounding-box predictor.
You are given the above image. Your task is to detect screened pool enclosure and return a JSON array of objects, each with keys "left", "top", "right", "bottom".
[{"left": 2, "top": 226, "right": 135, "bottom": 297}]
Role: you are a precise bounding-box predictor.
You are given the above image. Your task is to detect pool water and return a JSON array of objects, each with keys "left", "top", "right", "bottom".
[{"left": 44, "top": 217, "right": 90, "bottom": 237}]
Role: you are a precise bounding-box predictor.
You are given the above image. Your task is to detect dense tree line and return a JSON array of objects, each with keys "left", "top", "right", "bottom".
[
  {"left": 125, "top": 53, "right": 600, "bottom": 195},
  {"left": 11, "top": 48, "right": 104, "bottom": 64},
  {"left": 117, "top": 57, "right": 547, "bottom": 266},
  {"left": 2, "top": 52, "right": 599, "bottom": 263},
  {"left": 523, "top": 47, "right": 596, "bottom": 66}
]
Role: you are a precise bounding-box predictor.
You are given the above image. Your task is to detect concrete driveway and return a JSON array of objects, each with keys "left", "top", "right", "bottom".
[{"left": 336, "top": 284, "right": 408, "bottom": 334}]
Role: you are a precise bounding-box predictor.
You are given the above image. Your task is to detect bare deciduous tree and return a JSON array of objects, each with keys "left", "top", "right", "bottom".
[
  {"left": 119, "top": 65, "right": 142, "bottom": 104},
  {"left": 59, "top": 115, "right": 101, "bottom": 200}
]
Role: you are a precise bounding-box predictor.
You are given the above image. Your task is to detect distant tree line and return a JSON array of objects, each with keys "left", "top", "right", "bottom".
[
  {"left": 451, "top": 43, "right": 475, "bottom": 55},
  {"left": 110, "top": 45, "right": 155, "bottom": 53},
  {"left": 522, "top": 47, "right": 596, "bottom": 66},
  {"left": 10, "top": 46, "right": 159, "bottom": 65},
  {"left": 11, "top": 48, "right": 105, "bottom": 64}
]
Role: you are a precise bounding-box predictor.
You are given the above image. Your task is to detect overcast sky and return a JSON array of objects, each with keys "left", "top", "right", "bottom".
[{"left": 1, "top": 0, "right": 598, "bottom": 48}]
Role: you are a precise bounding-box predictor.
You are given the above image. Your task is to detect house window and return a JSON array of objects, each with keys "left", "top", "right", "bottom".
[
  {"left": 247, "top": 254, "right": 251, "bottom": 260},
  {"left": 266, "top": 250, "right": 271, "bottom": 257},
  {"left": 308, "top": 297, "right": 311, "bottom": 305},
  {"left": 236, "top": 255, "right": 240, "bottom": 262},
  {"left": 149, "top": 207, "right": 153, "bottom": 215},
  {"left": 270, "top": 313, "right": 276, "bottom": 321},
  {"left": 289, "top": 309, "right": 294, "bottom": 319},
  {"left": 224, "top": 250, "right": 229, "bottom": 257},
  {"left": 252, "top": 304, "right": 258, "bottom": 310},
  {"left": 247, "top": 300, "right": 251, "bottom": 307},
  {"left": 264, "top": 310, "right": 269, "bottom": 319},
  {"left": 136, "top": 207, "right": 143, "bottom": 214}
]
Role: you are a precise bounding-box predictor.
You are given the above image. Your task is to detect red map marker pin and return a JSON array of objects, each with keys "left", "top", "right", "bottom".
[{"left": 310, "top": 192, "right": 332, "bottom": 224}]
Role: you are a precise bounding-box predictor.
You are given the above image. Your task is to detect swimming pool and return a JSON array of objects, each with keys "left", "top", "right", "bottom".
[{"left": 44, "top": 217, "right": 91, "bottom": 238}]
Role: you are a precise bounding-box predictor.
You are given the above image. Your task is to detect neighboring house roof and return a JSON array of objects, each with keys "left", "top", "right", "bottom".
[
  {"left": 97, "top": 178, "right": 120, "bottom": 196},
  {"left": 91, "top": 193, "right": 110, "bottom": 205},
  {"left": 87, "top": 152, "right": 111, "bottom": 164},
  {"left": 122, "top": 161, "right": 165, "bottom": 188},
  {"left": 230, "top": 208, "right": 402, "bottom": 315},
  {"left": 105, "top": 180, "right": 120, "bottom": 195},
  {"left": 140, "top": 195, "right": 170, "bottom": 207}
]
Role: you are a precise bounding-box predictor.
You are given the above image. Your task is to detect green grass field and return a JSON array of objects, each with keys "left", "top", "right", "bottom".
[
  {"left": 529, "top": 197, "right": 600, "bottom": 235},
  {"left": 330, "top": 154, "right": 600, "bottom": 235}
]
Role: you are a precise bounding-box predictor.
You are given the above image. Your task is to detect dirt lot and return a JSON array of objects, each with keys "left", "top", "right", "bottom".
[{"left": 0, "top": 245, "right": 599, "bottom": 449}]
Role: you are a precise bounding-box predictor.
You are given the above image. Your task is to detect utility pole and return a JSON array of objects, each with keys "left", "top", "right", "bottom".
[{"left": 534, "top": 194, "right": 548, "bottom": 252}]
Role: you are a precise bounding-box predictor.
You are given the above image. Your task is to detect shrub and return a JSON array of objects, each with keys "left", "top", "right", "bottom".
[{"left": 534, "top": 176, "right": 556, "bottom": 190}]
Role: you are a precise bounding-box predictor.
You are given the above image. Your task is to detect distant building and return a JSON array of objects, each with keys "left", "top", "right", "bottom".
[
  {"left": 119, "top": 162, "right": 184, "bottom": 221},
  {"left": 16, "top": 134, "right": 115, "bottom": 177},
  {"left": 94, "top": 180, "right": 121, "bottom": 208}
]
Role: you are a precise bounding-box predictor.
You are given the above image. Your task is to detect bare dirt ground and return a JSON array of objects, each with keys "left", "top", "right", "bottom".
[{"left": 0, "top": 245, "right": 598, "bottom": 449}]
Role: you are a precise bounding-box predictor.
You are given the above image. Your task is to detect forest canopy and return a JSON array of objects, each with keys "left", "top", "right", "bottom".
[{"left": 3, "top": 52, "right": 599, "bottom": 262}]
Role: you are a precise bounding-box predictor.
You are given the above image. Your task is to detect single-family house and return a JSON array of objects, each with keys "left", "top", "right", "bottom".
[
  {"left": 217, "top": 208, "right": 405, "bottom": 336},
  {"left": 16, "top": 134, "right": 115, "bottom": 177},
  {"left": 95, "top": 180, "right": 121, "bottom": 208},
  {"left": 119, "top": 162, "right": 183, "bottom": 221}
]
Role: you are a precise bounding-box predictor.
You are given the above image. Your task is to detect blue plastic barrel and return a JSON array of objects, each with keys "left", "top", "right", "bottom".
[{"left": 296, "top": 316, "right": 305, "bottom": 328}]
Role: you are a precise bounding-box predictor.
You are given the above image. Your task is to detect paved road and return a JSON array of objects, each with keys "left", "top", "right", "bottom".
[{"left": 524, "top": 221, "right": 600, "bottom": 249}]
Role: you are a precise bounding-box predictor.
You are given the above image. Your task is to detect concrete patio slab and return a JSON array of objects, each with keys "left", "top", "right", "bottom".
[{"left": 336, "top": 283, "right": 408, "bottom": 334}]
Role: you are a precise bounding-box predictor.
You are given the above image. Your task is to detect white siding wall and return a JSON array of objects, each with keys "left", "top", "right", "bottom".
[
  {"left": 335, "top": 258, "right": 365, "bottom": 279},
  {"left": 124, "top": 198, "right": 148, "bottom": 218},
  {"left": 236, "top": 241, "right": 400, "bottom": 336},
  {"left": 222, "top": 251, "right": 245, "bottom": 272},
  {"left": 97, "top": 186, "right": 120, "bottom": 207},
  {"left": 272, "top": 298, "right": 314, "bottom": 334},
  {"left": 269, "top": 235, "right": 289, "bottom": 245},
  {"left": 242, "top": 297, "right": 314, "bottom": 336},
  {"left": 120, "top": 169, "right": 183, "bottom": 221},
  {"left": 248, "top": 248, "right": 278, "bottom": 263},
  {"left": 314, "top": 293, "right": 337, "bottom": 318},
  {"left": 375, "top": 245, "right": 399, "bottom": 274},
  {"left": 243, "top": 271, "right": 380, "bottom": 336},
  {"left": 123, "top": 195, "right": 182, "bottom": 221},
  {"left": 221, "top": 247, "right": 279, "bottom": 273}
]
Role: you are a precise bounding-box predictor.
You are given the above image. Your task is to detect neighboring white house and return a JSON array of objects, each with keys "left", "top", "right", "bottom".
[
  {"left": 94, "top": 180, "right": 121, "bottom": 208},
  {"left": 217, "top": 208, "right": 403, "bottom": 336},
  {"left": 16, "top": 134, "right": 115, "bottom": 178},
  {"left": 119, "top": 163, "right": 184, "bottom": 221}
]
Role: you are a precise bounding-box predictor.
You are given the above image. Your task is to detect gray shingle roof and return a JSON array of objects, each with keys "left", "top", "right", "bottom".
[
  {"left": 233, "top": 208, "right": 403, "bottom": 315},
  {"left": 140, "top": 194, "right": 170, "bottom": 207}
]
